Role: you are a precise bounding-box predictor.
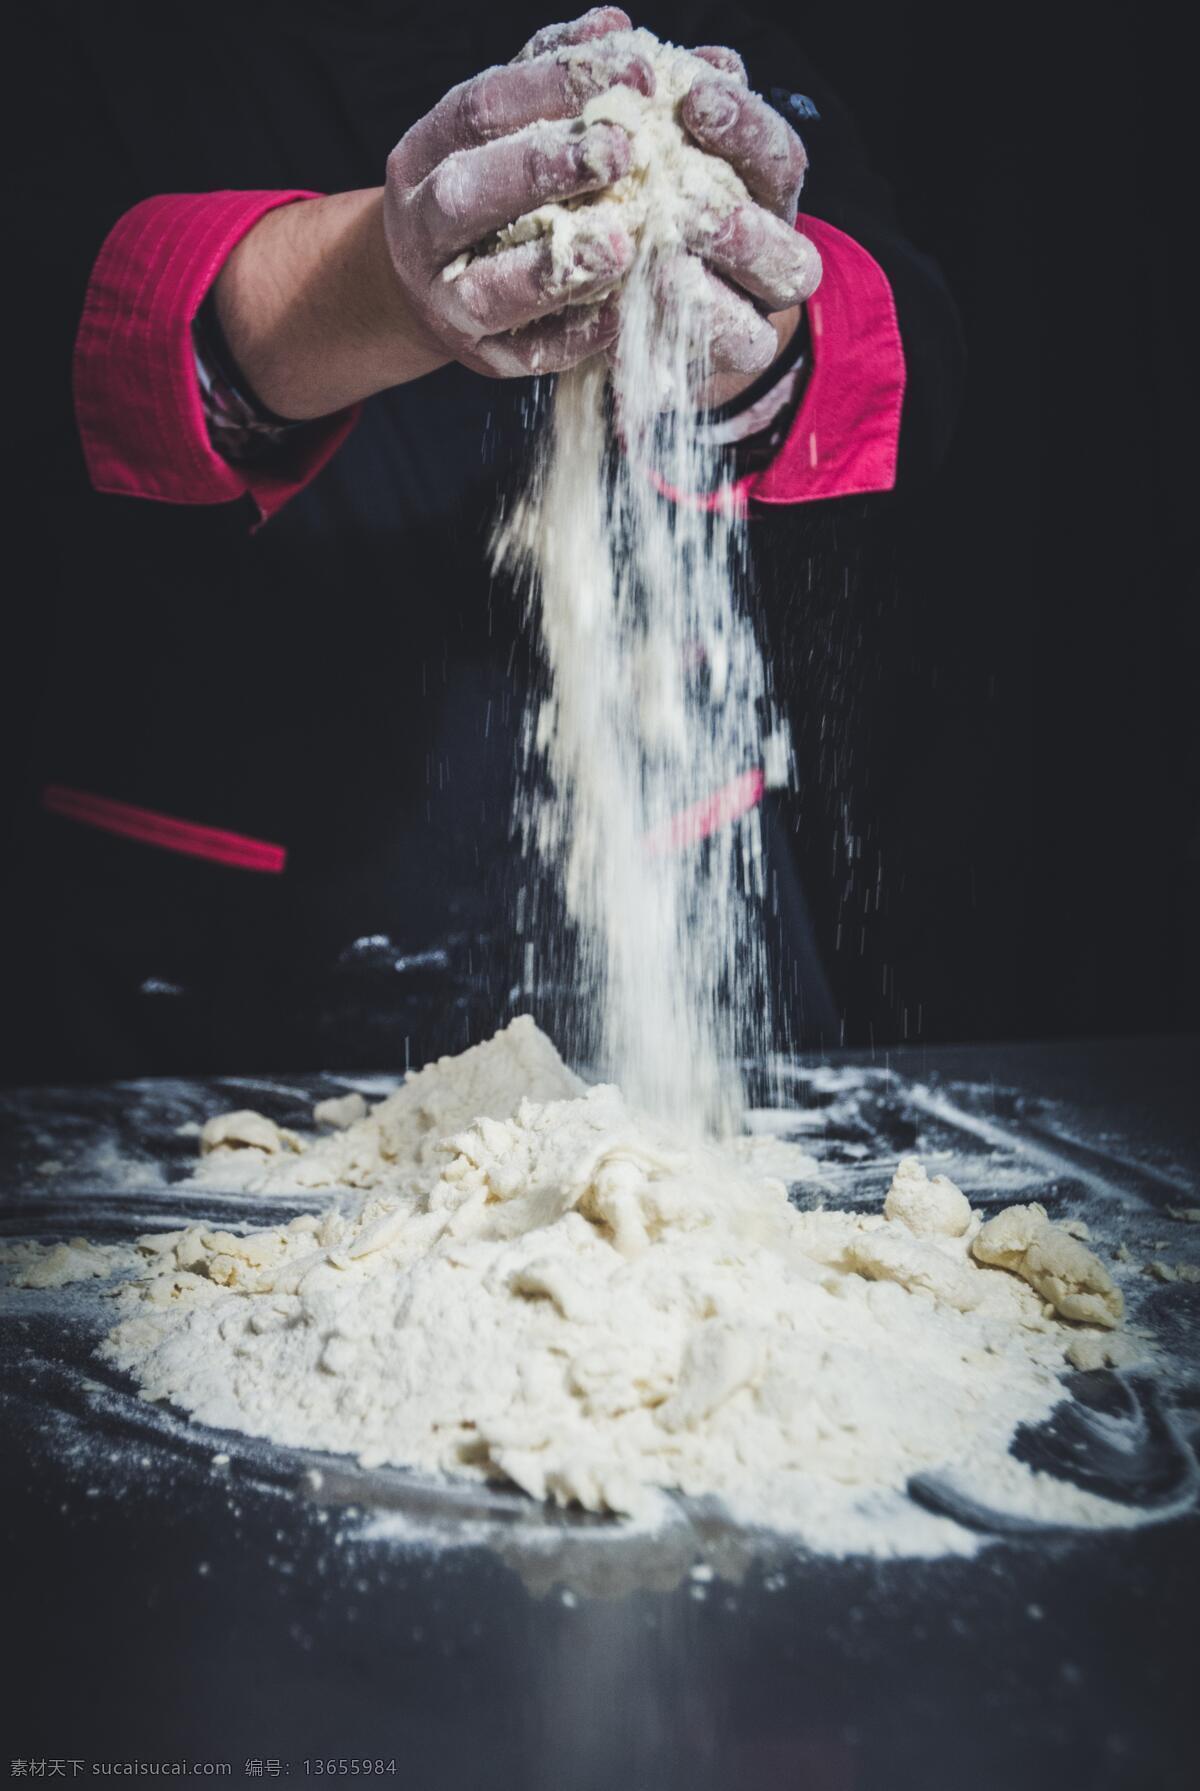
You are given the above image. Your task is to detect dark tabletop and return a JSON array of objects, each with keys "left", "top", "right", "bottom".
[{"left": 2, "top": 1035, "right": 1198, "bottom": 1791}]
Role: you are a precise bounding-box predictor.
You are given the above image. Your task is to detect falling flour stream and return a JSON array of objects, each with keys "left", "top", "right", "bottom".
[{"left": 492, "top": 29, "right": 782, "bottom": 1132}]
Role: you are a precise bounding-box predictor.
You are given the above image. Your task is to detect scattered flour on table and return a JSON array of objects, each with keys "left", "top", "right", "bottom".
[{"left": 46, "top": 1016, "right": 1160, "bottom": 1556}]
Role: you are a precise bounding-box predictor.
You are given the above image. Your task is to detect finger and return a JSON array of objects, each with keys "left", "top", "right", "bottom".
[
  {"left": 468, "top": 296, "right": 622, "bottom": 377},
  {"left": 414, "top": 121, "right": 631, "bottom": 261},
  {"left": 691, "top": 45, "right": 748, "bottom": 85},
  {"left": 680, "top": 79, "right": 807, "bottom": 219},
  {"left": 691, "top": 263, "right": 779, "bottom": 377},
  {"left": 645, "top": 252, "right": 778, "bottom": 378},
  {"left": 447, "top": 226, "right": 634, "bottom": 338},
  {"left": 518, "top": 8, "right": 632, "bottom": 59},
  {"left": 391, "top": 41, "right": 653, "bottom": 188},
  {"left": 688, "top": 205, "right": 821, "bottom": 311}
]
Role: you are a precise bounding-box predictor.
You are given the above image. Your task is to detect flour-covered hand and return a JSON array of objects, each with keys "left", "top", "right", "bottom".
[
  {"left": 383, "top": 10, "right": 652, "bottom": 377},
  {"left": 679, "top": 50, "right": 821, "bottom": 380}
]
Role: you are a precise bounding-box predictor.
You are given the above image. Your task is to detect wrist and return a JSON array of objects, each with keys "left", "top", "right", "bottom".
[
  {"left": 215, "top": 189, "right": 449, "bottom": 420},
  {"left": 350, "top": 190, "right": 451, "bottom": 387}
]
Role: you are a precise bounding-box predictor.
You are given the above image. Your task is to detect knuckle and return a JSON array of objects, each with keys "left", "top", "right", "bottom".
[
  {"left": 470, "top": 336, "right": 515, "bottom": 375},
  {"left": 522, "top": 12, "right": 629, "bottom": 62},
  {"left": 786, "top": 134, "right": 808, "bottom": 192},
  {"left": 427, "top": 160, "right": 470, "bottom": 231},
  {"left": 696, "top": 45, "right": 748, "bottom": 84},
  {"left": 581, "top": 121, "right": 628, "bottom": 182},
  {"left": 733, "top": 205, "right": 767, "bottom": 260},
  {"left": 704, "top": 205, "right": 762, "bottom": 271},
  {"left": 685, "top": 79, "right": 740, "bottom": 135},
  {"left": 569, "top": 231, "right": 619, "bottom": 284},
  {"left": 386, "top": 138, "right": 424, "bottom": 201},
  {"left": 771, "top": 125, "right": 807, "bottom": 212},
  {"left": 619, "top": 52, "right": 656, "bottom": 96},
  {"left": 455, "top": 285, "right": 490, "bottom": 331},
  {"left": 796, "top": 238, "right": 822, "bottom": 298},
  {"left": 458, "top": 72, "right": 498, "bottom": 143},
  {"left": 454, "top": 267, "right": 505, "bottom": 331},
  {"left": 564, "top": 46, "right": 653, "bottom": 108},
  {"left": 713, "top": 317, "right": 774, "bottom": 374},
  {"left": 561, "top": 56, "right": 603, "bottom": 107},
  {"left": 523, "top": 132, "right": 557, "bottom": 193}
]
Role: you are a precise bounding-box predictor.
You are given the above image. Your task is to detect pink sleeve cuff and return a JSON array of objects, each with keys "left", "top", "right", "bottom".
[
  {"left": 72, "top": 191, "right": 360, "bottom": 523},
  {"left": 743, "top": 214, "right": 907, "bottom": 509}
]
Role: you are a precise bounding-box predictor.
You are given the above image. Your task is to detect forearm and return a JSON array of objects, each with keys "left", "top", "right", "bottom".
[
  {"left": 73, "top": 190, "right": 364, "bottom": 518},
  {"left": 214, "top": 188, "right": 450, "bottom": 421}
]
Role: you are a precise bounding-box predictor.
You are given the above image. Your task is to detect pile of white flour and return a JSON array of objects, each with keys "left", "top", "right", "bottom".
[{"left": 88, "top": 1017, "right": 1152, "bottom": 1555}]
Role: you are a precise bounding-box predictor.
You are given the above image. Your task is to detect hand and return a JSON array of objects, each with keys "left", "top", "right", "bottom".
[
  {"left": 675, "top": 45, "right": 821, "bottom": 401},
  {"left": 383, "top": 8, "right": 652, "bottom": 377},
  {"left": 215, "top": 10, "right": 648, "bottom": 416},
  {"left": 214, "top": 11, "right": 818, "bottom": 419}
]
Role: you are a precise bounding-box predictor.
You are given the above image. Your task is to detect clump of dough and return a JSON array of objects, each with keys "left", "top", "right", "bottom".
[
  {"left": 1, "top": 1237, "right": 134, "bottom": 1289},
  {"left": 199, "top": 1110, "right": 301, "bottom": 1156},
  {"left": 846, "top": 1229, "right": 979, "bottom": 1312},
  {"left": 312, "top": 1092, "right": 368, "bottom": 1131},
  {"left": 1065, "top": 1331, "right": 1147, "bottom": 1372},
  {"left": 971, "top": 1203, "right": 1123, "bottom": 1329},
  {"left": 1147, "top": 1260, "right": 1200, "bottom": 1286},
  {"left": 883, "top": 1157, "right": 972, "bottom": 1238}
]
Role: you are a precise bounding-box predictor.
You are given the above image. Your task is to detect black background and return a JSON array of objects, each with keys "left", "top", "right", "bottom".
[{"left": 764, "top": 0, "right": 1197, "bottom": 1045}]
